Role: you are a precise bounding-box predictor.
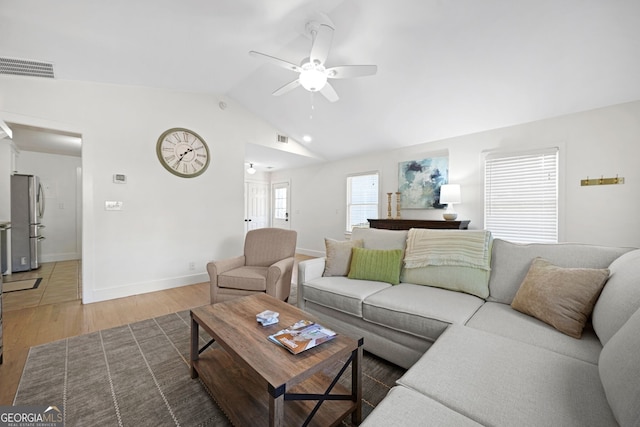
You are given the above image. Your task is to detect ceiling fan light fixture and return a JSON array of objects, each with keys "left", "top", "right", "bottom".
[{"left": 299, "top": 68, "right": 327, "bottom": 92}]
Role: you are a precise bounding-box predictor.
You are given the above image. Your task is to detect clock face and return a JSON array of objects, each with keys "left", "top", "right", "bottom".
[{"left": 156, "top": 128, "right": 210, "bottom": 178}]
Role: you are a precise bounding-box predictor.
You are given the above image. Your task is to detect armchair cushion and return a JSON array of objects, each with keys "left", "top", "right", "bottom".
[{"left": 218, "top": 266, "right": 268, "bottom": 291}]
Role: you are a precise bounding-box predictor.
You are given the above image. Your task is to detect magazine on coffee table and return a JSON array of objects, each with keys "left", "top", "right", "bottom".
[{"left": 268, "top": 320, "right": 337, "bottom": 354}]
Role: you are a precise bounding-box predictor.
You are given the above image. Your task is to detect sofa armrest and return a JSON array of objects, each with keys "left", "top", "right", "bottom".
[
  {"left": 297, "top": 257, "right": 326, "bottom": 309},
  {"left": 298, "top": 257, "right": 326, "bottom": 283}
]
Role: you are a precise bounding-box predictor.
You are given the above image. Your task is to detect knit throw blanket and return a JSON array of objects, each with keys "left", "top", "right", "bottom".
[{"left": 404, "top": 228, "right": 492, "bottom": 271}]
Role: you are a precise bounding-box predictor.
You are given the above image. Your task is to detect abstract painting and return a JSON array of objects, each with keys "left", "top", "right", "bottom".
[{"left": 398, "top": 157, "right": 448, "bottom": 209}]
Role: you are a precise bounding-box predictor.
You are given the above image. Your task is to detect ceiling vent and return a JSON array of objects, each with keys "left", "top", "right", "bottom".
[
  {"left": 0, "top": 57, "right": 55, "bottom": 78},
  {"left": 276, "top": 134, "right": 289, "bottom": 144}
]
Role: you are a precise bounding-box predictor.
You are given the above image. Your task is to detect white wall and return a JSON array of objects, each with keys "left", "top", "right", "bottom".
[
  {"left": 0, "top": 141, "right": 13, "bottom": 221},
  {"left": 272, "top": 100, "right": 640, "bottom": 255},
  {"left": 15, "top": 151, "right": 82, "bottom": 262},
  {"left": 0, "top": 75, "right": 281, "bottom": 303}
]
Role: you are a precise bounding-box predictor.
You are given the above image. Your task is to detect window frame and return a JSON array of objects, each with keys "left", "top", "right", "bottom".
[{"left": 346, "top": 171, "right": 380, "bottom": 233}]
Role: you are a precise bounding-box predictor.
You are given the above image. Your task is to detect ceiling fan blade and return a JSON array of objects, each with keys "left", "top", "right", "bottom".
[
  {"left": 326, "top": 65, "right": 378, "bottom": 79},
  {"left": 319, "top": 82, "right": 339, "bottom": 103},
  {"left": 309, "top": 24, "right": 334, "bottom": 65},
  {"left": 273, "top": 79, "right": 300, "bottom": 96},
  {"left": 249, "top": 51, "right": 302, "bottom": 73}
]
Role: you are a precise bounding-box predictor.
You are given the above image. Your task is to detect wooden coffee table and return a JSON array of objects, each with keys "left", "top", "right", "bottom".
[{"left": 190, "top": 293, "right": 363, "bottom": 427}]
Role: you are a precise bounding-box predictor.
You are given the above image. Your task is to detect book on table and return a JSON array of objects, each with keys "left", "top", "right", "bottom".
[{"left": 268, "top": 320, "right": 337, "bottom": 354}]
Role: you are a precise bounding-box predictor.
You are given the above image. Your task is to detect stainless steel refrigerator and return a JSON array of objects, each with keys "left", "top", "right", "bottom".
[{"left": 11, "top": 174, "right": 45, "bottom": 272}]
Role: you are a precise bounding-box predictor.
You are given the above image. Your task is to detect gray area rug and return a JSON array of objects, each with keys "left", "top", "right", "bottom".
[{"left": 15, "top": 309, "right": 405, "bottom": 426}]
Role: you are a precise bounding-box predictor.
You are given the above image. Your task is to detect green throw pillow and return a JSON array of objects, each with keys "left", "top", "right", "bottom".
[{"left": 348, "top": 247, "right": 403, "bottom": 285}]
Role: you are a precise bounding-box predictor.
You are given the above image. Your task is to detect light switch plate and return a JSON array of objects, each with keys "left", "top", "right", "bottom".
[{"left": 105, "top": 201, "right": 123, "bottom": 211}]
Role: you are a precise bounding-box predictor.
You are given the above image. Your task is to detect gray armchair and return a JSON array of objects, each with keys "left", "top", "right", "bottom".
[{"left": 207, "top": 228, "right": 297, "bottom": 304}]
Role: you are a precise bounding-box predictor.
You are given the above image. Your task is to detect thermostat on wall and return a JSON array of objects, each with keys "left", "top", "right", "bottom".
[{"left": 113, "top": 174, "right": 127, "bottom": 184}]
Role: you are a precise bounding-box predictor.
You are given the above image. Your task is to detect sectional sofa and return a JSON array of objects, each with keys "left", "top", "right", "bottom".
[{"left": 296, "top": 227, "right": 640, "bottom": 426}]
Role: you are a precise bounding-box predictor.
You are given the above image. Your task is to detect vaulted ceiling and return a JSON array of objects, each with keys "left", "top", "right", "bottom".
[{"left": 2, "top": 0, "right": 640, "bottom": 169}]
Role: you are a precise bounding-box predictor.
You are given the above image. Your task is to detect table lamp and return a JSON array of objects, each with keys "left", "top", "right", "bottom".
[{"left": 440, "top": 184, "right": 461, "bottom": 220}]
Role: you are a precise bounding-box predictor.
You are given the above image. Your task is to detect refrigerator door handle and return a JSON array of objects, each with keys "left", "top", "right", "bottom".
[{"left": 38, "top": 182, "right": 45, "bottom": 219}]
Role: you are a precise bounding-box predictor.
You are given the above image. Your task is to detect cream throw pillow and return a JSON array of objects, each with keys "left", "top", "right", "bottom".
[
  {"left": 323, "top": 238, "right": 364, "bottom": 277},
  {"left": 511, "top": 257, "right": 610, "bottom": 338}
]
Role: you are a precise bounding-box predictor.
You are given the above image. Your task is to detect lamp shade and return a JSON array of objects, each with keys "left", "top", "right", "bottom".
[
  {"left": 440, "top": 184, "right": 461, "bottom": 204},
  {"left": 247, "top": 163, "right": 256, "bottom": 175}
]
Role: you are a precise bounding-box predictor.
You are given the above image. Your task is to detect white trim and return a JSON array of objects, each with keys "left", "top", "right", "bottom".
[{"left": 83, "top": 273, "right": 209, "bottom": 304}]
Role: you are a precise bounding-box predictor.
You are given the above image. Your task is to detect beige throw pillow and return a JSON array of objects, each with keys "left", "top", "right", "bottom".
[
  {"left": 511, "top": 257, "right": 610, "bottom": 338},
  {"left": 323, "top": 238, "right": 364, "bottom": 277}
]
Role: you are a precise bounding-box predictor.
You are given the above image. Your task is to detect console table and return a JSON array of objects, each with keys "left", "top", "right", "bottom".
[{"left": 368, "top": 219, "right": 470, "bottom": 230}]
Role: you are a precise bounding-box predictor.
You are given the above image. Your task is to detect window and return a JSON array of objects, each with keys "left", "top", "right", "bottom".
[
  {"left": 347, "top": 172, "right": 379, "bottom": 232},
  {"left": 484, "top": 147, "right": 558, "bottom": 243},
  {"left": 274, "top": 186, "right": 287, "bottom": 220}
]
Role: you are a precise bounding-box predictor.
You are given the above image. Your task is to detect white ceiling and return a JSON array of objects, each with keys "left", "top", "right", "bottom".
[{"left": 2, "top": 0, "right": 640, "bottom": 169}]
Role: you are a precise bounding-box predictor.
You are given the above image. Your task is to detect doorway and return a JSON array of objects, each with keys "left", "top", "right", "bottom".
[
  {"left": 244, "top": 181, "right": 269, "bottom": 233},
  {"left": 4, "top": 122, "right": 83, "bottom": 304}
]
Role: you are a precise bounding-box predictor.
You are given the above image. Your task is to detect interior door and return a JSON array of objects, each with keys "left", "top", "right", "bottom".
[
  {"left": 245, "top": 181, "right": 269, "bottom": 233},
  {"left": 272, "top": 181, "right": 290, "bottom": 229}
]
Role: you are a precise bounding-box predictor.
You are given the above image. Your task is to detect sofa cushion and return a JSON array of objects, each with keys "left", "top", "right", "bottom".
[
  {"left": 398, "top": 325, "right": 618, "bottom": 427},
  {"left": 511, "top": 257, "right": 609, "bottom": 338},
  {"left": 302, "top": 276, "right": 391, "bottom": 317},
  {"left": 348, "top": 247, "right": 404, "bottom": 285},
  {"left": 323, "top": 238, "right": 363, "bottom": 277},
  {"left": 467, "top": 302, "right": 602, "bottom": 364},
  {"left": 362, "top": 284, "right": 484, "bottom": 342},
  {"left": 592, "top": 248, "right": 640, "bottom": 345},
  {"left": 361, "top": 386, "right": 483, "bottom": 427},
  {"left": 351, "top": 227, "right": 408, "bottom": 251},
  {"left": 488, "top": 239, "right": 628, "bottom": 304},
  {"left": 599, "top": 306, "right": 640, "bottom": 427}
]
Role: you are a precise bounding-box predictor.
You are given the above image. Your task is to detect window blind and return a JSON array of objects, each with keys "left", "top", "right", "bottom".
[
  {"left": 484, "top": 148, "right": 558, "bottom": 243},
  {"left": 347, "top": 173, "right": 379, "bottom": 232}
]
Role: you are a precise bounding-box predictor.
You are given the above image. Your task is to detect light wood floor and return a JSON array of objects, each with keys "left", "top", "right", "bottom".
[
  {"left": 3, "top": 261, "right": 81, "bottom": 312},
  {"left": 0, "top": 254, "right": 315, "bottom": 405}
]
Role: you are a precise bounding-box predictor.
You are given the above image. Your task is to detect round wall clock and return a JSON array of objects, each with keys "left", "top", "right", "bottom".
[{"left": 156, "top": 128, "right": 210, "bottom": 178}]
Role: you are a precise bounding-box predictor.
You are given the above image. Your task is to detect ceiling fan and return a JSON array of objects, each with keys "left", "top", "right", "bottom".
[{"left": 249, "top": 21, "right": 377, "bottom": 103}]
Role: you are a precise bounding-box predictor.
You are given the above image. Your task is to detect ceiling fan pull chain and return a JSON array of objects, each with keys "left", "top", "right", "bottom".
[{"left": 310, "top": 92, "right": 315, "bottom": 119}]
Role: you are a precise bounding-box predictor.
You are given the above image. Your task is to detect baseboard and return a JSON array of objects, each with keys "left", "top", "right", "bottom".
[
  {"left": 82, "top": 272, "right": 209, "bottom": 304},
  {"left": 40, "top": 252, "right": 81, "bottom": 263},
  {"left": 296, "top": 247, "right": 325, "bottom": 258}
]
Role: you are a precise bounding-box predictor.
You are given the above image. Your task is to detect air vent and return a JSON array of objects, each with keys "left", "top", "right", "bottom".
[
  {"left": 0, "top": 57, "right": 55, "bottom": 78},
  {"left": 276, "top": 134, "right": 289, "bottom": 144}
]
